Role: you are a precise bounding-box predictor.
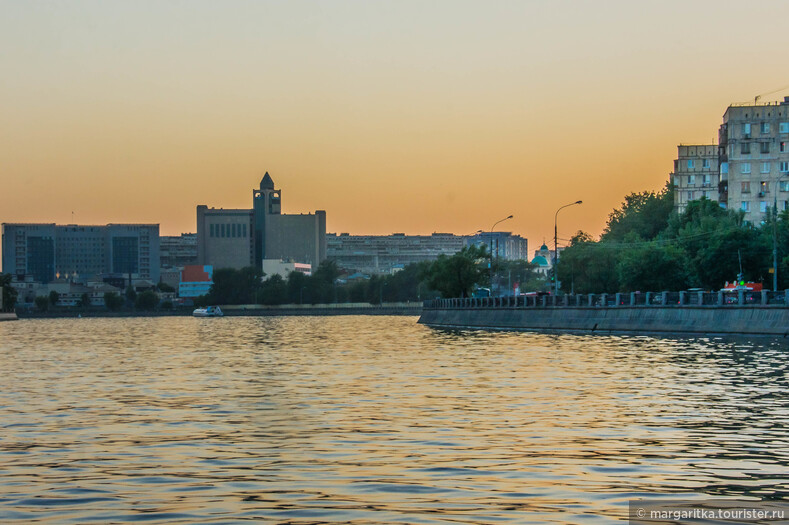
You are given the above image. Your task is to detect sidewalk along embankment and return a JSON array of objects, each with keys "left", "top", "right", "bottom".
[{"left": 221, "top": 302, "right": 422, "bottom": 316}]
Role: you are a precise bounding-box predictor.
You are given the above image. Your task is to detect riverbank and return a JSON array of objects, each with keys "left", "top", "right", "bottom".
[
  {"left": 419, "top": 292, "right": 789, "bottom": 336},
  {"left": 16, "top": 302, "right": 422, "bottom": 319},
  {"left": 0, "top": 312, "right": 18, "bottom": 321}
]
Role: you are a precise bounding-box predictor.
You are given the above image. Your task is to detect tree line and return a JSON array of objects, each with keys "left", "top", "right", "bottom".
[
  {"left": 196, "top": 247, "right": 548, "bottom": 305},
  {"left": 555, "top": 183, "right": 789, "bottom": 293}
]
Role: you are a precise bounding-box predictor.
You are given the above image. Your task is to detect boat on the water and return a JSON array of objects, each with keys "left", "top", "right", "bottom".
[{"left": 193, "top": 306, "right": 223, "bottom": 317}]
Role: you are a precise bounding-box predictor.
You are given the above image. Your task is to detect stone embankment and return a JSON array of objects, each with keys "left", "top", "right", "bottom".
[{"left": 419, "top": 291, "right": 789, "bottom": 336}]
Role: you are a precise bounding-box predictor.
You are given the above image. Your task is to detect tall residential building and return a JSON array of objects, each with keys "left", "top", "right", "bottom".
[
  {"left": 671, "top": 145, "right": 720, "bottom": 213},
  {"left": 196, "top": 173, "right": 326, "bottom": 270},
  {"left": 326, "top": 232, "right": 528, "bottom": 275},
  {"left": 1, "top": 223, "right": 159, "bottom": 284},
  {"left": 720, "top": 99, "right": 789, "bottom": 221},
  {"left": 674, "top": 97, "right": 789, "bottom": 222}
]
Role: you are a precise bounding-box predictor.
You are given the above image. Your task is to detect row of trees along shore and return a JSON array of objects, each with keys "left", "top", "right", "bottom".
[
  {"left": 556, "top": 183, "right": 789, "bottom": 293},
  {"left": 196, "top": 246, "right": 548, "bottom": 306}
]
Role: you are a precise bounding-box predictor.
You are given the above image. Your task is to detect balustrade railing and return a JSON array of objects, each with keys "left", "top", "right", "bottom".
[{"left": 423, "top": 289, "right": 789, "bottom": 309}]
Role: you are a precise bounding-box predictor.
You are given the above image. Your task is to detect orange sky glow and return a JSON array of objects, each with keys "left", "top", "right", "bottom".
[{"left": 2, "top": 1, "right": 789, "bottom": 264}]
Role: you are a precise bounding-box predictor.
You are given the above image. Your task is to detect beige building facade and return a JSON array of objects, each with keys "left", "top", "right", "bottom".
[
  {"left": 671, "top": 145, "right": 719, "bottom": 213},
  {"left": 720, "top": 100, "right": 789, "bottom": 222}
]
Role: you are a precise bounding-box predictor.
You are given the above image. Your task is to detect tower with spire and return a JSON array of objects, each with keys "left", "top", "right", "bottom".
[{"left": 253, "top": 172, "right": 282, "bottom": 267}]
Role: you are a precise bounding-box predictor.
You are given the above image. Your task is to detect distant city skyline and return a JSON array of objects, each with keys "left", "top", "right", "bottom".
[{"left": 2, "top": 1, "right": 789, "bottom": 266}]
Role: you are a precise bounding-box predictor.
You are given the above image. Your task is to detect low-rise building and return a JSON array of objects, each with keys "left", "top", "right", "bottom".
[{"left": 262, "top": 259, "right": 312, "bottom": 279}]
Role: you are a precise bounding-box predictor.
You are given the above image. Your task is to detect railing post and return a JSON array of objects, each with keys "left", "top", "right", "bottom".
[
  {"left": 600, "top": 293, "right": 607, "bottom": 306},
  {"left": 645, "top": 292, "right": 652, "bottom": 305},
  {"left": 785, "top": 289, "right": 789, "bottom": 306},
  {"left": 661, "top": 291, "right": 667, "bottom": 305},
  {"left": 738, "top": 290, "right": 744, "bottom": 306},
  {"left": 630, "top": 292, "right": 636, "bottom": 306},
  {"left": 717, "top": 291, "right": 723, "bottom": 306},
  {"left": 614, "top": 293, "right": 621, "bottom": 306},
  {"left": 679, "top": 291, "right": 686, "bottom": 305},
  {"left": 698, "top": 291, "right": 703, "bottom": 305},
  {"left": 588, "top": 293, "right": 594, "bottom": 306},
  {"left": 761, "top": 290, "right": 768, "bottom": 305}
]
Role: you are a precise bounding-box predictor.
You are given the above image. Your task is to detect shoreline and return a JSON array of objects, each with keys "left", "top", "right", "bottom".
[{"left": 14, "top": 303, "right": 422, "bottom": 319}]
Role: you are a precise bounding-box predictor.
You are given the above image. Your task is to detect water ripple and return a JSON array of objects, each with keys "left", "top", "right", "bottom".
[{"left": 1, "top": 316, "right": 789, "bottom": 523}]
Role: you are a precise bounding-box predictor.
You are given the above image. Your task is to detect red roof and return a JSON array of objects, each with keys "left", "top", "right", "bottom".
[{"left": 181, "top": 265, "right": 211, "bottom": 283}]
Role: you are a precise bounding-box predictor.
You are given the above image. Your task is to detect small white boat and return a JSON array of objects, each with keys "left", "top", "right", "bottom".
[{"left": 193, "top": 306, "right": 224, "bottom": 317}]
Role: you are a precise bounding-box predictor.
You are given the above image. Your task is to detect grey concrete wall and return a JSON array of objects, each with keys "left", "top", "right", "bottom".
[{"left": 419, "top": 306, "right": 789, "bottom": 336}]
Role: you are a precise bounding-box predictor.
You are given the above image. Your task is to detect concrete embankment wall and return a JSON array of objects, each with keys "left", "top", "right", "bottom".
[
  {"left": 419, "top": 306, "right": 789, "bottom": 336},
  {"left": 0, "top": 312, "right": 18, "bottom": 322}
]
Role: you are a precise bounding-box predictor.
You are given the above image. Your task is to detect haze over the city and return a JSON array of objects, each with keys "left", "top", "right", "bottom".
[{"left": 2, "top": 0, "right": 789, "bottom": 259}]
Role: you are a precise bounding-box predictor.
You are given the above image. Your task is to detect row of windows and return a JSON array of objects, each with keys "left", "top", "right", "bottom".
[
  {"left": 741, "top": 201, "right": 789, "bottom": 212},
  {"left": 686, "top": 159, "right": 712, "bottom": 169},
  {"left": 686, "top": 190, "right": 714, "bottom": 201},
  {"left": 209, "top": 223, "right": 248, "bottom": 238},
  {"left": 683, "top": 174, "right": 714, "bottom": 185},
  {"left": 738, "top": 161, "right": 789, "bottom": 174},
  {"left": 741, "top": 122, "right": 789, "bottom": 137},
  {"left": 739, "top": 142, "right": 789, "bottom": 154},
  {"left": 740, "top": 181, "right": 789, "bottom": 193}
]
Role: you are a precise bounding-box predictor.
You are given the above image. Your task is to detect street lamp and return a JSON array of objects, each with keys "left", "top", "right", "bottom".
[
  {"left": 772, "top": 175, "right": 788, "bottom": 291},
  {"left": 554, "top": 200, "right": 582, "bottom": 296},
  {"left": 490, "top": 215, "right": 514, "bottom": 296}
]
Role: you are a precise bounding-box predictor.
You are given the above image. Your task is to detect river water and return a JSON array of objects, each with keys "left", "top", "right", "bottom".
[{"left": 1, "top": 316, "right": 788, "bottom": 524}]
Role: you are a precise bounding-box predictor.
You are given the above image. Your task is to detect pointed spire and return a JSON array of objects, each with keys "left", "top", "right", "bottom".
[{"left": 260, "top": 172, "right": 275, "bottom": 190}]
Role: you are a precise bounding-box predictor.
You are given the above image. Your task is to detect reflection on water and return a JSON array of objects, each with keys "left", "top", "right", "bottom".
[{"left": 1, "top": 316, "right": 788, "bottom": 523}]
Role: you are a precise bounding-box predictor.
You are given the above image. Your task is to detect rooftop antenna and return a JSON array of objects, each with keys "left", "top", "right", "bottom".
[
  {"left": 71, "top": 211, "right": 74, "bottom": 224},
  {"left": 754, "top": 84, "right": 789, "bottom": 104}
]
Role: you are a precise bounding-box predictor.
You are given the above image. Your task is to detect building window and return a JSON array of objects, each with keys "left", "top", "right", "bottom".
[
  {"left": 687, "top": 191, "right": 694, "bottom": 201},
  {"left": 782, "top": 161, "right": 789, "bottom": 173},
  {"left": 742, "top": 181, "right": 751, "bottom": 193},
  {"left": 761, "top": 122, "right": 771, "bottom": 134},
  {"left": 702, "top": 159, "right": 710, "bottom": 168},
  {"left": 741, "top": 162, "right": 751, "bottom": 174},
  {"left": 243, "top": 224, "right": 247, "bottom": 237},
  {"left": 780, "top": 181, "right": 789, "bottom": 192},
  {"left": 780, "top": 122, "right": 789, "bottom": 133},
  {"left": 687, "top": 159, "right": 694, "bottom": 169},
  {"left": 761, "top": 162, "right": 771, "bottom": 174},
  {"left": 721, "top": 162, "right": 729, "bottom": 174},
  {"left": 741, "top": 201, "right": 750, "bottom": 212},
  {"left": 743, "top": 123, "right": 751, "bottom": 138},
  {"left": 209, "top": 224, "right": 214, "bottom": 237},
  {"left": 781, "top": 141, "right": 787, "bottom": 152},
  {"left": 760, "top": 181, "right": 768, "bottom": 193},
  {"left": 761, "top": 142, "right": 770, "bottom": 154},
  {"left": 703, "top": 174, "right": 711, "bottom": 185},
  {"left": 760, "top": 201, "right": 768, "bottom": 213},
  {"left": 688, "top": 174, "right": 696, "bottom": 185},
  {"left": 741, "top": 143, "right": 751, "bottom": 155}
]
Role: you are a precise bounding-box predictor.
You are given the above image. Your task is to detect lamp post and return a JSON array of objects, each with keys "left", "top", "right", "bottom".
[
  {"left": 554, "top": 200, "right": 582, "bottom": 296},
  {"left": 772, "top": 175, "right": 787, "bottom": 291},
  {"left": 489, "top": 215, "right": 513, "bottom": 296}
]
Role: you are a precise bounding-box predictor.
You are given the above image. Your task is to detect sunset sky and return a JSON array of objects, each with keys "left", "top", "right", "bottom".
[{"left": 2, "top": 0, "right": 789, "bottom": 261}]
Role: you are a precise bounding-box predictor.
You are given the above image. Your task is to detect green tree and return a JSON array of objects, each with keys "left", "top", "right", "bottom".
[
  {"left": 0, "top": 273, "right": 18, "bottom": 310},
  {"left": 555, "top": 231, "right": 620, "bottom": 294},
  {"left": 601, "top": 183, "right": 675, "bottom": 242},
  {"left": 287, "top": 270, "right": 310, "bottom": 304},
  {"left": 156, "top": 281, "right": 175, "bottom": 293},
  {"left": 125, "top": 285, "right": 137, "bottom": 304},
  {"left": 78, "top": 292, "right": 91, "bottom": 308},
  {"left": 258, "top": 274, "right": 288, "bottom": 305},
  {"left": 104, "top": 291, "right": 123, "bottom": 311},
  {"left": 206, "top": 267, "right": 263, "bottom": 304},
  {"left": 48, "top": 290, "right": 60, "bottom": 306},
  {"left": 421, "top": 245, "right": 488, "bottom": 298},
  {"left": 135, "top": 290, "right": 159, "bottom": 310},
  {"left": 35, "top": 295, "right": 49, "bottom": 312},
  {"left": 616, "top": 243, "right": 689, "bottom": 292}
]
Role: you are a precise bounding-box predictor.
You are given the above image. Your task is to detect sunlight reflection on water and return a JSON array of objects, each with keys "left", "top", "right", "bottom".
[{"left": 1, "top": 316, "right": 788, "bottom": 523}]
